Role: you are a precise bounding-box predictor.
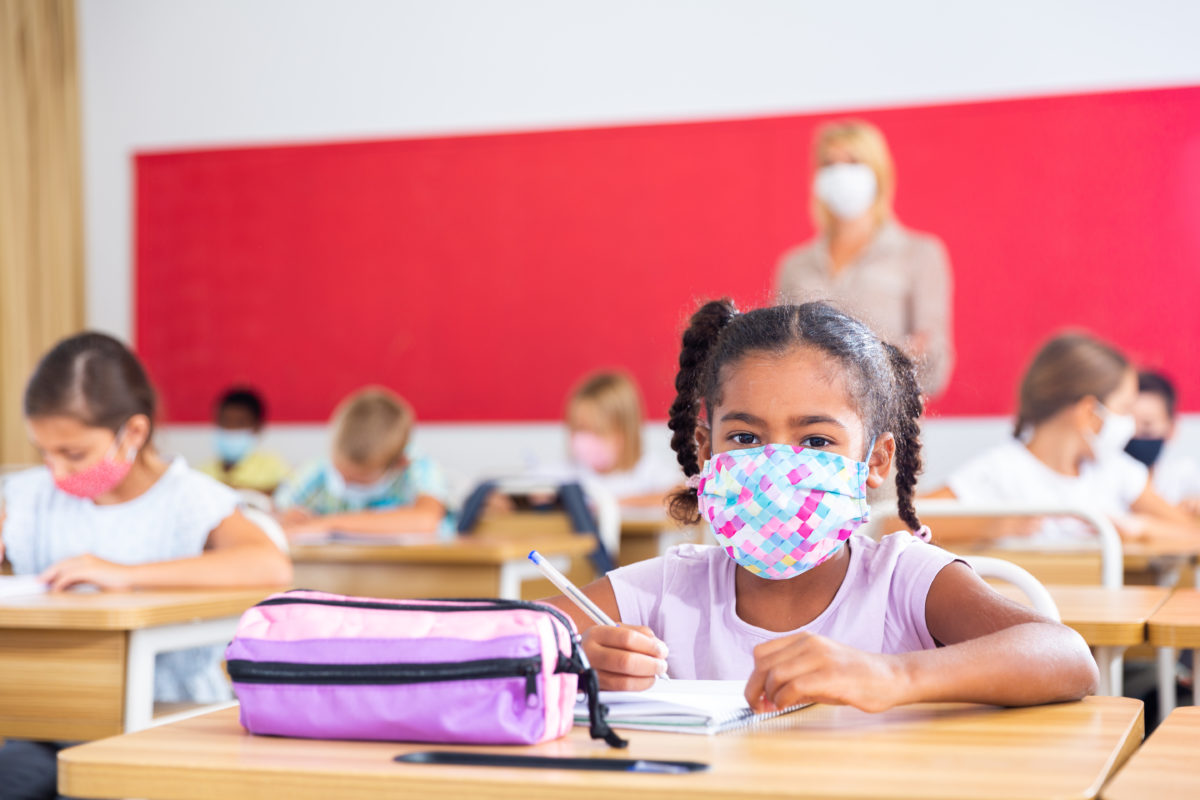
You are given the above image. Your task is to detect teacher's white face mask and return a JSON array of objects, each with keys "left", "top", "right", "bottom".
[{"left": 814, "top": 163, "right": 878, "bottom": 221}]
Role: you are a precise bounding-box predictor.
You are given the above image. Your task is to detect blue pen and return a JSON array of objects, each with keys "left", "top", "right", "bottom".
[{"left": 528, "top": 550, "right": 669, "bottom": 680}]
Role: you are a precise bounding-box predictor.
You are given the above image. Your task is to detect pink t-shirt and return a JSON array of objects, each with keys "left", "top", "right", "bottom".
[{"left": 607, "top": 532, "right": 960, "bottom": 680}]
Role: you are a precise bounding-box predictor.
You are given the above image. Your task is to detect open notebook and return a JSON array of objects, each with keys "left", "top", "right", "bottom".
[
  {"left": 288, "top": 531, "right": 440, "bottom": 546},
  {"left": 0, "top": 575, "right": 48, "bottom": 599},
  {"left": 575, "top": 679, "right": 809, "bottom": 735}
]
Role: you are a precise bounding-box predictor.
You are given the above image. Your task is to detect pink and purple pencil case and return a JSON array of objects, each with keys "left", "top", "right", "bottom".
[{"left": 225, "top": 590, "right": 624, "bottom": 747}]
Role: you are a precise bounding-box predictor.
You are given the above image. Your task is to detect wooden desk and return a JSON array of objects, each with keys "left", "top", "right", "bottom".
[
  {"left": 1102, "top": 706, "right": 1200, "bottom": 800},
  {"left": 59, "top": 698, "right": 1143, "bottom": 800},
  {"left": 290, "top": 535, "right": 595, "bottom": 601},
  {"left": 996, "top": 585, "right": 1171, "bottom": 697},
  {"left": 0, "top": 588, "right": 278, "bottom": 741},
  {"left": 618, "top": 507, "right": 706, "bottom": 566},
  {"left": 1123, "top": 537, "right": 1200, "bottom": 589},
  {"left": 1147, "top": 588, "right": 1200, "bottom": 722}
]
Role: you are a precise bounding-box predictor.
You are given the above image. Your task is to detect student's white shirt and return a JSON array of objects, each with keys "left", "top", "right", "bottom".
[
  {"left": 571, "top": 451, "right": 683, "bottom": 501},
  {"left": 1, "top": 458, "right": 238, "bottom": 703},
  {"left": 1152, "top": 451, "right": 1200, "bottom": 505},
  {"left": 946, "top": 440, "right": 1148, "bottom": 544}
]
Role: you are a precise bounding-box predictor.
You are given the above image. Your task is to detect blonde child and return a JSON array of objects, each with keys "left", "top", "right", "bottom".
[
  {"left": 198, "top": 386, "right": 291, "bottom": 494},
  {"left": 275, "top": 388, "right": 450, "bottom": 536},
  {"left": 547, "top": 300, "right": 1097, "bottom": 712},
  {"left": 565, "top": 371, "right": 681, "bottom": 506},
  {"left": 932, "top": 334, "right": 1198, "bottom": 541},
  {"left": 0, "top": 332, "right": 291, "bottom": 798}
]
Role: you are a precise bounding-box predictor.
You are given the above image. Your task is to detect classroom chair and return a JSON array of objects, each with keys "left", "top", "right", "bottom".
[{"left": 878, "top": 499, "right": 1124, "bottom": 589}]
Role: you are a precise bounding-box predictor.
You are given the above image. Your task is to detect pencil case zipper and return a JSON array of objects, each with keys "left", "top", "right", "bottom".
[
  {"left": 226, "top": 656, "right": 543, "bottom": 699},
  {"left": 251, "top": 594, "right": 584, "bottom": 673}
]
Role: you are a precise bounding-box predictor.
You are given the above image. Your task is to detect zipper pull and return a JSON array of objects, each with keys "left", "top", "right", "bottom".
[{"left": 523, "top": 663, "right": 540, "bottom": 708}]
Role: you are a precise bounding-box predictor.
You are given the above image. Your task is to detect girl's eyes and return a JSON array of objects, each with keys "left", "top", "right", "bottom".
[{"left": 726, "top": 433, "right": 835, "bottom": 448}]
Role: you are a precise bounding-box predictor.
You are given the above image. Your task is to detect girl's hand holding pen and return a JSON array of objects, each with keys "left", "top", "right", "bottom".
[{"left": 582, "top": 624, "right": 669, "bottom": 691}]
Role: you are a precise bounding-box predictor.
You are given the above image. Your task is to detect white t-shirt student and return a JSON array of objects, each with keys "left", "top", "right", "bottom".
[
  {"left": 2, "top": 458, "right": 238, "bottom": 702},
  {"left": 1152, "top": 451, "right": 1200, "bottom": 505},
  {"left": 946, "top": 440, "right": 1148, "bottom": 544}
]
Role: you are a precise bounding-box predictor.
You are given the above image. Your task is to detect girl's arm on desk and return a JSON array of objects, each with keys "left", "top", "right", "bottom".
[
  {"left": 39, "top": 509, "right": 293, "bottom": 591},
  {"left": 282, "top": 495, "right": 446, "bottom": 537},
  {"left": 745, "top": 562, "right": 1098, "bottom": 713}
]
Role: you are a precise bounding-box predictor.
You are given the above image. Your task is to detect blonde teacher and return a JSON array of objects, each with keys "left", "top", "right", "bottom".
[{"left": 775, "top": 120, "right": 954, "bottom": 396}]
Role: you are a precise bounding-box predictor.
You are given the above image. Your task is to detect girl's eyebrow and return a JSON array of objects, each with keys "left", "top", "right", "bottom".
[
  {"left": 789, "top": 415, "right": 847, "bottom": 429},
  {"left": 720, "top": 411, "right": 766, "bottom": 426},
  {"left": 720, "top": 411, "right": 847, "bottom": 429}
]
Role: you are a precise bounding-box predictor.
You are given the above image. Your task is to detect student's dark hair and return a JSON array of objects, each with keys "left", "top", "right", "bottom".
[
  {"left": 24, "top": 332, "right": 158, "bottom": 436},
  {"left": 1014, "top": 333, "right": 1129, "bottom": 438},
  {"left": 667, "top": 300, "right": 925, "bottom": 532},
  {"left": 1137, "top": 370, "right": 1177, "bottom": 420},
  {"left": 217, "top": 386, "right": 267, "bottom": 425}
]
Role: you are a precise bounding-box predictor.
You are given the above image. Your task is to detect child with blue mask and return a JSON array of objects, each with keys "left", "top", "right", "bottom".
[
  {"left": 1127, "top": 370, "right": 1200, "bottom": 517},
  {"left": 933, "top": 335, "right": 1199, "bottom": 543},
  {"left": 275, "top": 388, "right": 451, "bottom": 538},
  {"left": 545, "top": 300, "right": 1099, "bottom": 714},
  {"left": 199, "top": 387, "right": 291, "bottom": 494}
]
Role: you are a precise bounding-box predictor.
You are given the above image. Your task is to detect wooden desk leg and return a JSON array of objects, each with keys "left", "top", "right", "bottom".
[
  {"left": 1094, "top": 647, "right": 1124, "bottom": 696},
  {"left": 1157, "top": 647, "right": 1177, "bottom": 723},
  {"left": 124, "top": 618, "right": 239, "bottom": 732}
]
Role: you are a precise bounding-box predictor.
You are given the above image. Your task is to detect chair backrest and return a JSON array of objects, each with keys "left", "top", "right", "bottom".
[
  {"left": 960, "top": 554, "right": 1061, "bottom": 621},
  {"left": 241, "top": 507, "right": 289, "bottom": 554},
  {"left": 911, "top": 500, "right": 1124, "bottom": 589},
  {"left": 457, "top": 476, "right": 620, "bottom": 573}
]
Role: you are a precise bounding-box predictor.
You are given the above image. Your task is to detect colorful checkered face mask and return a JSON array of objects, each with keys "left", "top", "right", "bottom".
[{"left": 696, "top": 443, "right": 871, "bottom": 580}]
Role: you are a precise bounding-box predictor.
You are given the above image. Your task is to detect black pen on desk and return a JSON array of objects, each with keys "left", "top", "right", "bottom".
[
  {"left": 528, "top": 549, "right": 670, "bottom": 680},
  {"left": 396, "top": 751, "right": 707, "bottom": 773}
]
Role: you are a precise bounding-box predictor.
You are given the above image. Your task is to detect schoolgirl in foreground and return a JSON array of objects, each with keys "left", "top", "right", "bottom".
[{"left": 549, "top": 300, "right": 1098, "bottom": 712}]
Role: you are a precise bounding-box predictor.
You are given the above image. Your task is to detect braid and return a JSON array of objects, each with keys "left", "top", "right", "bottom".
[
  {"left": 882, "top": 342, "right": 924, "bottom": 532},
  {"left": 667, "top": 299, "right": 736, "bottom": 524}
]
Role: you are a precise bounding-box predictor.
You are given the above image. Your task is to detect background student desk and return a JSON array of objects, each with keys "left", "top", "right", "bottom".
[
  {"left": 1146, "top": 588, "right": 1200, "bottom": 720},
  {"left": 995, "top": 584, "right": 1171, "bottom": 697},
  {"left": 617, "top": 506, "right": 705, "bottom": 567},
  {"left": 58, "top": 697, "right": 1144, "bottom": 800},
  {"left": 0, "top": 587, "right": 280, "bottom": 741},
  {"left": 289, "top": 534, "right": 597, "bottom": 600},
  {"left": 1101, "top": 707, "right": 1200, "bottom": 800}
]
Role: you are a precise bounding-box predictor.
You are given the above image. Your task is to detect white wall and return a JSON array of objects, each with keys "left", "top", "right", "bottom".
[{"left": 78, "top": 0, "right": 1200, "bottom": 494}]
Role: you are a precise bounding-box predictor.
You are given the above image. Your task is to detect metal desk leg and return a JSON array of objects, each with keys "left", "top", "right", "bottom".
[
  {"left": 124, "top": 617, "right": 240, "bottom": 732},
  {"left": 498, "top": 562, "right": 523, "bottom": 600},
  {"left": 1092, "top": 647, "right": 1123, "bottom": 697},
  {"left": 1193, "top": 648, "right": 1200, "bottom": 708},
  {"left": 1158, "top": 646, "right": 1178, "bottom": 723}
]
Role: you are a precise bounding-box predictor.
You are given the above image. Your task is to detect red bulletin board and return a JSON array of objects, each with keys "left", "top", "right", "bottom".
[{"left": 135, "top": 86, "right": 1200, "bottom": 423}]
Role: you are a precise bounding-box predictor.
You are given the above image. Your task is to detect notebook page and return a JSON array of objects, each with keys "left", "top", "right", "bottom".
[
  {"left": 0, "top": 575, "right": 48, "bottom": 599},
  {"left": 576, "top": 679, "right": 809, "bottom": 734}
]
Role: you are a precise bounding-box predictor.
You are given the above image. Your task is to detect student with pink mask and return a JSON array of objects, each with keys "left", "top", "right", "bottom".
[
  {"left": 0, "top": 332, "right": 291, "bottom": 799},
  {"left": 565, "top": 371, "right": 681, "bottom": 507}
]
